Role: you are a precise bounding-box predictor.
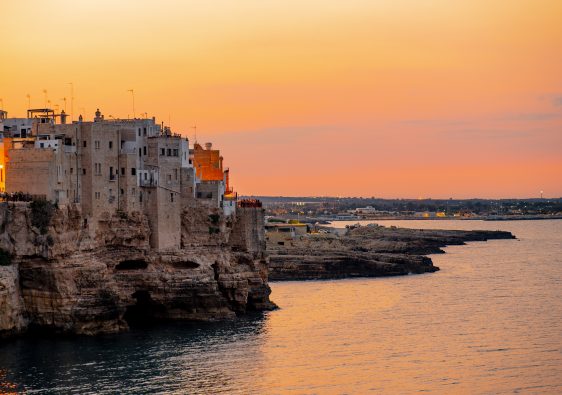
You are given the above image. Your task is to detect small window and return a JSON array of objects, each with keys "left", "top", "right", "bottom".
[
  {"left": 70, "top": 167, "right": 74, "bottom": 174},
  {"left": 95, "top": 141, "right": 100, "bottom": 149},
  {"left": 139, "top": 148, "right": 142, "bottom": 157},
  {"left": 40, "top": 143, "right": 44, "bottom": 148},
  {"left": 121, "top": 167, "right": 125, "bottom": 176},
  {"left": 82, "top": 168, "right": 86, "bottom": 175},
  {"left": 131, "top": 168, "right": 136, "bottom": 176},
  {"left": 170, "top": 193, "right": 174, "bottom": 202},
  {"left": 167, "top": 174, "right": 171, "bottom": 181},
  {"left": 83, "top": 141, "right": 87, "bottom": 148},
  {"left": 120, "top": 188, "right": 124, "bottom": 195},
  {"left": 143, "top": 127, "right": 147, "bottom": 136},
  {"left": 167, "top": 148, "right": 171, "bottom": 156},
  {"left": 144, "top": 173, "right": 147, "bottom": 180},
  {"left": 143, "top": 146, "right": 147, "bottom": 155},
  {"left": 161, "top": 148, "right": 165, "bottom": 156},
  {"left": 109, "top": 141, "right": 113, "bottom": 149},
  {"left": 138, "top": 128, "right": 141, "bottom": 137},
  {"left": 173, "top": 149, "right": 178, "bottom": 156}
]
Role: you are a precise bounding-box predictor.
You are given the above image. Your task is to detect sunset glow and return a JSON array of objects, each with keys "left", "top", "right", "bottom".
[{"left": 2, "top": 0, "right": 561, "bottom": 197}]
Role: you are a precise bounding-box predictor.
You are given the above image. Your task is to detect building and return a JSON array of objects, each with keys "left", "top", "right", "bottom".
[{"left": 2, "top": 107, "right": 238, "bottom": 251}]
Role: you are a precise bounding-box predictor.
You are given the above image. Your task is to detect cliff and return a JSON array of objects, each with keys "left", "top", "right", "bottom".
[
  {"left": 0, "top": 202, "right": 275, "bottom": 338},
  {"left": 268, "top": 224, "right": 515, "bottom": 281}
]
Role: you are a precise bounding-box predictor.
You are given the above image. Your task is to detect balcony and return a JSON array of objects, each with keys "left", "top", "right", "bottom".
[{"left": 139, "top": 178, "right": 157, "bottom": 188}]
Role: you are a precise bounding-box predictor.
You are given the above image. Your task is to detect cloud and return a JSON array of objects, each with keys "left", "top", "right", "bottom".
[{"left": 553, "top": 96, "right": 562, "bottom": 107}]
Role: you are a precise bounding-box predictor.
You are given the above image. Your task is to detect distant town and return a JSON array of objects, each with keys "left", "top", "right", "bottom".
[{"left": 248, "top": 196, "right": 562, "bottom": 223}]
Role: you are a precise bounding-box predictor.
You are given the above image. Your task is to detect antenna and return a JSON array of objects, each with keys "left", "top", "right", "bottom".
[
  {"left": 42, "top": 89, "right": 48, "bottom": 108},
  {"left": 26, "top": 94, "right": 31, "bottom": 109},
  {"left": 61, "top": 97, "right": 67, "bottom": 112},
  {"left": 127, "top": 89, "right": 135, "bottom": 118}
]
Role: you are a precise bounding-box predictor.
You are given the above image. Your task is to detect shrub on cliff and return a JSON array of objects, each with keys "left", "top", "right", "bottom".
[
  {"left": 0, "top": 248, "right": 12, "bottom": 266},
  {"left": 29, "top": 199, "right": 56, "bottom": 235}
]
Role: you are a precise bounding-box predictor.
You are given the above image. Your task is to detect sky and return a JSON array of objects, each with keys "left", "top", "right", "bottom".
[{"left": 1, "top": 0, "right": 561, "bottom": 198}]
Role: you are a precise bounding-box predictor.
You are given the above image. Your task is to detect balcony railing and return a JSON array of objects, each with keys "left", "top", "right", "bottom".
[{"left": 139, "top": 178, "right": 157, "bottom": 188}]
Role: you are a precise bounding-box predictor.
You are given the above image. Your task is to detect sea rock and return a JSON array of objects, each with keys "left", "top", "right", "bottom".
[{"left": 268, "top": 224, "right": 515, "bottom": 281}]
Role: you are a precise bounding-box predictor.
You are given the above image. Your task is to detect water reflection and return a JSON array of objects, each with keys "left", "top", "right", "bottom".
[{"left": 1, "top": 220, "right": 561, "bottom": 394}]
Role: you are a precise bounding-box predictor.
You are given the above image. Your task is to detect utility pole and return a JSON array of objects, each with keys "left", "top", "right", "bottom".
[
  {"left": 68, "top": 82, "right": 74, "bottom": 122},
  {"left": 128, "top": 89, "right": 135, "bottom": 118},
  {"left": 191, "top": 124, "right": 197, "bottom": 143}
]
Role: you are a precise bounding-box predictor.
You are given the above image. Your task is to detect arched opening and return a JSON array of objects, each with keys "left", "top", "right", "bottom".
[
  {"left": 115, "top": 259, "right": 148, "bottom": 270},
  {"left": 123, "top": 290, "right": 165, "bottom": 326}
]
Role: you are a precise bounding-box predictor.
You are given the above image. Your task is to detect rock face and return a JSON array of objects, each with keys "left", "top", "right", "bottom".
[
  {"left": 268, "top": 224, "right": 515, "bottom": 281},
  {"left": 0, "top": 202, "right": 275, "bottom": 338}
]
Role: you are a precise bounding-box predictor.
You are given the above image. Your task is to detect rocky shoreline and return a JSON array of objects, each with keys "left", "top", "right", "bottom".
[
  {"left": 267, "top": 225, "right": 515, "bottom": 281},
  {"left": 0, "top": 202, "right": 275, "bottom": 339}
]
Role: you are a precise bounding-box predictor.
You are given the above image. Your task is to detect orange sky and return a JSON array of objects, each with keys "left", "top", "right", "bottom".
[{"left": 1, "top": 0, "right": 561, "bottom": 198}]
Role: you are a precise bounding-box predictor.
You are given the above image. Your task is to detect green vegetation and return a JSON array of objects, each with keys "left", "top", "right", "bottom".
[
  {"left": 0, "top": 248, "right": 12, "bottom": 266},
  {"left": 30, "top": 199, "right": 56, "bottom": 235}
]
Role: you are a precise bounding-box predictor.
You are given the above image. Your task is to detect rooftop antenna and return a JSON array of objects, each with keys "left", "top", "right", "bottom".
[
  {"left": 26, "top": 94, "right": 31, "bottom": 109},
  {"left": 61, "top": 97, "right": 67, "bottom": 112},
  {"left": 127, "top": 89, "right": 135, "bottom": 118},
  {"left": 68, "top": 83, "right": 74, "bottom": 122},
  {"left": 42, "top": 89, "right": 48, "bottom": 108}
]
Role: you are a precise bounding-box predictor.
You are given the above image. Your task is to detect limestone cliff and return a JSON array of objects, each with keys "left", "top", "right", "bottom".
[{"left": 0, "top": 202, "right": 275, "bottom": 338}]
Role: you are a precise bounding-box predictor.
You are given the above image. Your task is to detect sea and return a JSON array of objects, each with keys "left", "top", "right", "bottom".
[{"left": 1, "top": 219, "right": 561, "bottom": 394}]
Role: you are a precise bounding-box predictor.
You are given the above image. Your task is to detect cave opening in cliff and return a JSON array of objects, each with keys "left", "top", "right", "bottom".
[
  {"left": 123, "top": 290, "right": 166, "bottom": 326},
  {"left": 115, "top": 259, "right": 148, "bottom": 270}
]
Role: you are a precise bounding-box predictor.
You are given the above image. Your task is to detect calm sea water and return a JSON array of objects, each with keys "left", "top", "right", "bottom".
[{"left": 1, "top": 220, "right": 561, "bottom": 394}]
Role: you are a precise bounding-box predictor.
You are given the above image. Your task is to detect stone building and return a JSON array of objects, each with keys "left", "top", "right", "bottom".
[{"left": 3, "top": 108, "right": 237, "bottom": 251}]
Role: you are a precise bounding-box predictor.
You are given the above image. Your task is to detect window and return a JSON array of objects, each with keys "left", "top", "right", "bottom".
[
  {"left": 170, "top": 193, "right": 174, "bottom": 202},
  {"left": 83, "top": 141, "right": 87, "bottom": 148},
  {"left": 120, "top": 188, "right": 124, "bottom": 195},
  {"left": 109, "top": 141, "right": 113, "bottom": 149},
  {"left": 139, "top": 148, "right": 142, "bottom": 157},
  {"left": 160, "top": 148, "right": 165, "bottom": 156},
  {"left": 167, "top": 174, "right": 171, "bottom": 182},
  {"left": 39, "top": 143, "right": 44, "bottom": 148},
  {"left": 95, "top": 163, "right": 102, "bottom": 175},
  {"left": 143, "top": 146, "right": 147, "bottom": 156},
  {"left": 95, "top": 140, "right": 100, "bottom": 149},
  {"left": 174, "top": 169, "right": 178, "bottom": 180},
  {"left": 143, "top": 127, "right": 147, "bottom": 136},
  {"left": 131, "top": 167, "right": 136, "bottom": 176},
  {"left": 139, "top": 192, "right": 143, "bottom": 203},
  {"left": 173, "top": 149, "right": 178, "bottom": 157},
  {"left": 167, "top": 148, "right": 171, "bottom": 156},
  {"left": 82, "top": 168, "right": 86, "bottom": 175},
  {"left": 138, "top": 128, "right": 141, "bottom": 137},
  {"left": 95, "top": 192, "right": 101, "bottom": 200},
  {"left": 131, "top": 188, "right": 136, "bottom": 196},
  {"left": 70, "top": 167, "right": 74, "bottom": 174},
  {"left": 144, "top": 173, "right": 147, "bottom": 180},
  {"left": 121, "top": 167, "right": 125, "bottom": 176}
]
